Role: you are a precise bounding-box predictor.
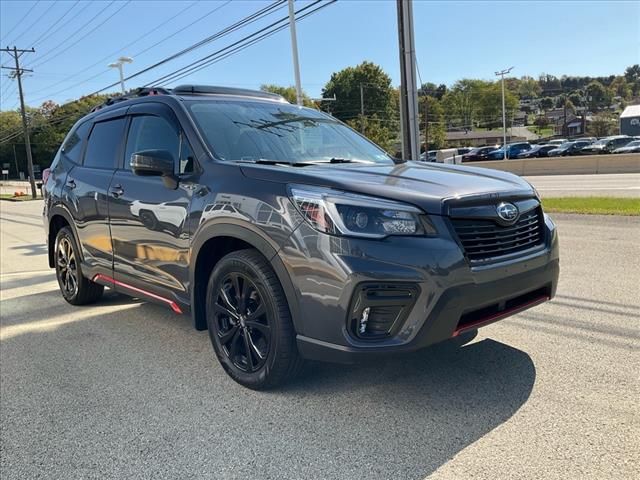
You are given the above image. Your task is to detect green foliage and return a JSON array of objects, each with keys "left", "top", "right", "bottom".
[
  {"left": 442, "top": 79, "right": 517, "bottom": 129},
  {"left": 259, "top": 84, "right": 315, "bottom": 107},
  {"left": 518, "top": 76, "right": 542, "bottom": 99},
  {"left": 321, "top": 61, "right": 396, "bottom": 125},
  {"left": 585, "top": 81, "right": 612, "bottom": 111},
  {"left": 588, "top": 112, "right": 616, "bottom": 137},
  {"left": 346, "top": 114, "right": 394, "bottom": 154},
  {"left": 418, "top": 95, "right": 445, "bottom": 149}
]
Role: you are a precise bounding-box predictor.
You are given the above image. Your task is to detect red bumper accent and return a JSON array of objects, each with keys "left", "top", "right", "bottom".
[
  {"left": 453, "top": 294, "right": 549, "bottom": 337},
  {"left": 92, "top": 274, "right": 183, "bottom": 314}
]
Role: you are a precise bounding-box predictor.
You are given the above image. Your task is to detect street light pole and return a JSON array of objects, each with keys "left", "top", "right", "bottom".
[
  {"left": 108, "top": 56, "right": 133, "bottom": 94},
  {"left": 495, "top": 66, "right": 513, "bottom": 160},
  {"left": 288, "top": 0, "right": 303, "bottom": 106}
]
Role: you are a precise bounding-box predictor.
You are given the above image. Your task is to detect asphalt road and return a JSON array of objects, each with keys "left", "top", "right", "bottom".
[
  {"left": 1, "top": 201, "right": 638, "bottom": 480},
  {"left": 525, "top": 173, "right": 640, "bottom": 198}
]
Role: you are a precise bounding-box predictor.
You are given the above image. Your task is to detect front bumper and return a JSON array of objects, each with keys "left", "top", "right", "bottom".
[{"left": 279, "top": 213, "right": 559, "bottom": 363}]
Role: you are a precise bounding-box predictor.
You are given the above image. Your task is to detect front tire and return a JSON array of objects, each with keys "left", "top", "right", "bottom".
[
  {"left": 206, "top": 249, "right": 302, "bottom": 389},
  {"left": 54, "top": 226, "right": 104, "bottom": 305}
]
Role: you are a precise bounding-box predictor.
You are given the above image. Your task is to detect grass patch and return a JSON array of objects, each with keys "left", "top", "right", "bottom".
[
  {"left": 542, "top": 197, "right": 640, "bottom": 215},
  {"left": 526, "top": 126, "right": 554, "bottom": 138},
  {"left": 0, "top": 193, "right": 41, "bottom": 202}
]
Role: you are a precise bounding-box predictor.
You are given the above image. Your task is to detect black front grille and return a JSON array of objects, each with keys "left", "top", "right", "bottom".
[{"left": 452, "top": 207, "right": 544, "bottom": 262}]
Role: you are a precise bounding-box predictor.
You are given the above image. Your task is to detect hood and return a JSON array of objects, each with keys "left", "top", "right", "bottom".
[{"left": 241, "top": 161, "right": 534, "bottom": 215}]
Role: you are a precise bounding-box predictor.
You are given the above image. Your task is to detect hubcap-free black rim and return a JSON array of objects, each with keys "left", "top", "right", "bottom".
[
  {"left": 212, "top": 273, "right": 271, "bottom": 372},
  {"left": 57, "top": 237, "right": 78, "bottom": 297}
]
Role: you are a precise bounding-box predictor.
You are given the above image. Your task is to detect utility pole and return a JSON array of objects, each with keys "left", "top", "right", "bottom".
[
  {"left": 13, "top": 144, "right": 19, "bottom": 178},
  {"left": 288, "top": 0, "right": 303, "bottom": 106},
  {"left": 495, "top": 66, "right": 513, "bottom": 160},
  {"left": 396, "top": 0, "right": 420, "bottom": 160},
  {"left": 424, "top": 97, "right": 429, "bottom": 153},
  {"left": 359, "top": 83, "right": 365, "bottom": 133},
  {"left": 2, "top": 46, "right": 37, "bottom": 198}
]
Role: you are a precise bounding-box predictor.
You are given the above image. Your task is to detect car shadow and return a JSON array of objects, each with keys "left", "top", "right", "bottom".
[{"left": 1, "top": 293, "right": 535, "bottom": 480}]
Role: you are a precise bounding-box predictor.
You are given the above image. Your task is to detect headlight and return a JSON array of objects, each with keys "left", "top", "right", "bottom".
[{"left": 289, "top": 185, "right": 437, "bottom": 238}]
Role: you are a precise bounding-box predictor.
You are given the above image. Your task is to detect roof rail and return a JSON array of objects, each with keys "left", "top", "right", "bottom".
[
  {"left": 90, "top": 87, "right": 172, "bottom": 113},
  {"left": 172, "top": 85, "right": 287, "bottom": 102}
]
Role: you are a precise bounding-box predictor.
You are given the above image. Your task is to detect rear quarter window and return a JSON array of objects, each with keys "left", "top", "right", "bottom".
[
  {"left": 84, "top": 118, "right": 126, "bottom": 169},
  {"left": 60, "top": 122, "right": 90, "bottom": 165}
]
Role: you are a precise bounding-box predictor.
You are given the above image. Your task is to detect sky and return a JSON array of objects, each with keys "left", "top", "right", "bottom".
[{"left": 0, "top": 0, "right": 638, "bottom": 111}]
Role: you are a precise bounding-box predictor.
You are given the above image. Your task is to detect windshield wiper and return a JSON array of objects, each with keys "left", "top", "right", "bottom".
[{"left": 234, "top": 158, "right": 311, "bottom": 167}]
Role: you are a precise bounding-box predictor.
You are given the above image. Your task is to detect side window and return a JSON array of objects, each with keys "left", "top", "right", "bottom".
[
  {"left": 179, "top": 133, "right": 195, "bottom": 174},
  {"left": 125, "top": 115, "right": 179, "bottom": 170},
  {"left": 84, "top": 118, "right": 126, "bottom": 169},
  {"left": 61, "top": 122, "right": 90, "bottom": 164}
]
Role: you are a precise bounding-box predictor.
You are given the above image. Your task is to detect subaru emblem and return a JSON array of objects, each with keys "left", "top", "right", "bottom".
[{"left": 496, "top": 202, "right": 519, "bottom": 223}]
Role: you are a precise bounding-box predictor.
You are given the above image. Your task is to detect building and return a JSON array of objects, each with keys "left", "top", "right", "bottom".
[
  {"left": 444, "top": 130, "right": 526, "bottom": 147},
  {"left": 555, "top": 114, "right": 586, "bottom": 137},
  {"left": 620, "top": 105, "right": 640, "bottom": 136}
]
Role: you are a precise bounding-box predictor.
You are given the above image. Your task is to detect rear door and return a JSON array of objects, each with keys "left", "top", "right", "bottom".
[
  {"left": 63, "top": 111, "right": 127, "bottom": 279},
  {"left": 108, "top": 102, "right": 196, "bottom": 306}
]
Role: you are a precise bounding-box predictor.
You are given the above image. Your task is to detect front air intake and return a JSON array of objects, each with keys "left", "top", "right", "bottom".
[{"left": 348, "top": 283, "right": 419, "bottom": 341}]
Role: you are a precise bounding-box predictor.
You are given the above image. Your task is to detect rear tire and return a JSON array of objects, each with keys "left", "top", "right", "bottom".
[
  {"left": 206, "top": 249, "right": 302, "bottom": 389},
  {"left": 54, "top": 227, "right": 104, "bottom": 305}
]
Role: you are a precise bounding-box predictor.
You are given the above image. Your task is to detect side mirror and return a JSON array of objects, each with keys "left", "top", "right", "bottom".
[{"left": 130, "top": 150, "right": 175, "bottom": 177}]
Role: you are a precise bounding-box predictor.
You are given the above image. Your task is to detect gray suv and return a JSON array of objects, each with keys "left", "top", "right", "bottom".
[{"left": 43, "top": 86, "right": 559, "bottom": 389}]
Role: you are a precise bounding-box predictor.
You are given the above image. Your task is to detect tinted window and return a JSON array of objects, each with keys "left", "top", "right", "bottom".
[
  {"left": 61, "top": 122, "right": 90, "bottom": 164},
  {"left": 124, "top": 115, "right": 179, "bottom": 170},
  {"left": 84, "top": 118, "right": 126, "bottom": 169},
  {"left": 179, "top": 134, "right": 194, "bottom": 174}
]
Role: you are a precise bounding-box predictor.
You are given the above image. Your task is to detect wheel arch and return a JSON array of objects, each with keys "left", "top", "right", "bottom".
[
  {"left": 48, "top": 204, "right": 81, "bottom": 268},
  {"left": 190, "top": 223, "right": 301, "bottom": 334}
]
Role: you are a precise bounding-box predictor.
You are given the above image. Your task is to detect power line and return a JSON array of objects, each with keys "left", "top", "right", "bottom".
[
  {"left": 29, "top": 1, "right": 131, "bottom": 70},
  {"left": 0, "top": 1, "right": 40, "bottom": 44},
  {"left": 24, "top": 0, "right": 218, "bottom": 101},
  {"left": 2, "top": 1, "right": 54, "bottom": 47},
  {"left": 79, "top": 0, "right": 287, "bottom": 97},
  {"left": 149, "top": 0, "right": 331, "bottom": 87},
  {"left": 31, "top": 1, "right": 92, "bottom": 48}
]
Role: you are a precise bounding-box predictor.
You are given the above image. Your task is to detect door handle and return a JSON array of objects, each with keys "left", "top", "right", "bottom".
[
  {"left": 110, "top": 184, "right": 125, "bottom": 198},
  {"left": 66, "top": 179, "right": 76, "bottom": 189}
]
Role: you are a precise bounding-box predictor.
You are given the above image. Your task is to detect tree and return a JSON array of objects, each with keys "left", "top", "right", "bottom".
[
  {"left": 418, "top": 82, "right": 447, "bottom": 100},
  {"left": 419, "top": 95, "right": 445, "bottom": 149},
  {"left": 609, "top": 76, "right": 632, "bottom": 99},
  {"left": 518, "top": 76, "right": 542, "bottom": 99},
  {"left": 588, "top": 112, "right": 616, "bottom": 137},
  {"left": 624, "top": 64, "right": 640, "bottom": 83},
  {"left": 321, "top": 61, "right": 396, "bottom": 125},
  {"left": 585, "top": 81, "right": 612, "bottom": 111},
  {"left": 346, "top": 114, "right": 395, "bottom": 153},
  {"left": 260, "top": 84, "right": 315, "bottom": 107},
  {"left": 539, "top": 97, "right": 554, "bottom": 111}
]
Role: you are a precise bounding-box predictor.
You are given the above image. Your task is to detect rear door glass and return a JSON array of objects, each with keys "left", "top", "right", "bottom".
[{"left": 84, "top": 118, "right": 126, "bottom": 169}]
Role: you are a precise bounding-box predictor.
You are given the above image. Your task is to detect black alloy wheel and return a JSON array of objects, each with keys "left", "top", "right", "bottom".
[
  {"left": 56, "top": 235, "right": 78, "bottom": 298},
  {"left": 54, "top": 227, "right": 104, "bottom": 305},
  {"left": 213, "top": 272, "right": 271, "bottom": 372},
  {"left": 206, "top": 249, "right": 302, "bottom": 389}
]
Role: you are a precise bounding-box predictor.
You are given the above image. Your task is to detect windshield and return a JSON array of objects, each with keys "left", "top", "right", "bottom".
[
  {"left": 187, "top": 100, "right": 394, "bottom": 165},
  {"left": 625, "top": 140, "right": 640, "bottom": 147}
]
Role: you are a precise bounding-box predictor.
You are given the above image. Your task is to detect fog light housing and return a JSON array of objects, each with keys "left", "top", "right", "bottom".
[{"left": 348, "top": 283, "right": 419, "bottom": 341}]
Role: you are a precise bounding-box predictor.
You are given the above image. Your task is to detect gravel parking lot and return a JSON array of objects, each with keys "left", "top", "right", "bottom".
[{"left": 1, "top": 200, "right": 638, "bottom": 480}]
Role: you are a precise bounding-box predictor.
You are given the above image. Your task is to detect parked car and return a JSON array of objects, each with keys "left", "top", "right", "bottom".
[
  {"left": 441, "top": 147, "right": 473, "bottom": 163},
  {"left": 485, "top": 142, "right": 532, "bottom": 160},
  {"left": 42, "top": 85, "right": 559, "bottom": 389},
  {"left": 580, "top": 136, "right": 633, "bottom": 154},
  {"left": 462, "top": 146, "right": 499, "bottom": 162},
  {"left": 612, "top": 139, "right": 640, "bottom": 154},
  {"left": 419, "top": 150, "right": 437, "bottom": 162},
  {"left": 546, "top": 139, "right": 568, "bottom": 146},
  {"left": 516, "top": 144, "right": 557, "bottom": 159},
  {"left": 547, "top": 140, "right": 594, "bottom": 157}
]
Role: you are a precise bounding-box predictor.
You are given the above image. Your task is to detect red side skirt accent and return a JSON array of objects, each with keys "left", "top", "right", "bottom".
[
  {"left": 92, "top": 274, "right": 183, "bottom": 314},
  {"left": 453, "top": 294, "right": 549, "bottom": 337}
]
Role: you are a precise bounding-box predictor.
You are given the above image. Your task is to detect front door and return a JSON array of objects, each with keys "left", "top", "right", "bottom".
[{"left": 108, "top": 103, "right": 196, "bottom": 306}]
